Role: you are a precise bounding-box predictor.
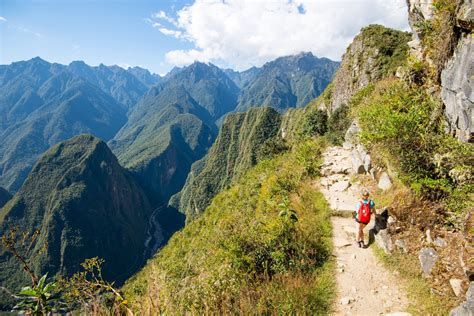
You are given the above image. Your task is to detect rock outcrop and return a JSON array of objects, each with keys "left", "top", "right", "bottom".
[
  {"left": 407, "top": 0, "right": 474, "bottom": 142},
  {"left": 324, "top": 25, "right": 410, "bottom": 112}
]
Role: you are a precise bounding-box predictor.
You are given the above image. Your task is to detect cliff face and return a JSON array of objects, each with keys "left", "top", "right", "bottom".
[
  {"left": 321, "top": 25, "right": 411, "bottom": 113},
  {"left": 407, "top": 0, "right": 473, "bottom": 142},
  {"left": 0, "top": 135, "right": 154, "bottom": 299}
]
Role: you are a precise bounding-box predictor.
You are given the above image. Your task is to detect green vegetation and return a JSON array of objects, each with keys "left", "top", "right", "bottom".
[
  {"left": 0, "top": 135, "right": 153, "bottom": 308},
  {"left": 354, "top": 79, "right": 473, "bottom": 226},
  {"left": 356, "top": 25, "right": 412, "bottom": 78},
  {"left": 124, "top": 138, "right": 335, "bottom": 314},
  {"left": 170, "top": 107, "right": 282, "bottom": 221}
]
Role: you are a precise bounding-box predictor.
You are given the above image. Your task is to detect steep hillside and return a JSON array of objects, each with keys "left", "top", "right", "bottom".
[
  {"left": 110, "top": 85, "right": 216, "bottom": 207},
  {"left": 0, "top": 74, "right": 127, "bottom": 192},
  {"left": 124, "top": 139, "right": 334, "bottom": 314},
  {"left": 0, "top": 187, "right": 11, "bottom": 208},
  {"left": 235, "top": 52, "right": 339, "bottom": 112},
  {"left": 170, "top": 107, "right": 282, "bottom": 221},
  {"left": 0, "top": 135, "right": 154, "bottom": 306}
]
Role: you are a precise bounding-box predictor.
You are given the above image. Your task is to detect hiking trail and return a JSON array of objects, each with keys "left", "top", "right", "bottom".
[{"left": 317, "top": 146, "right": 410, "bottom": 316}]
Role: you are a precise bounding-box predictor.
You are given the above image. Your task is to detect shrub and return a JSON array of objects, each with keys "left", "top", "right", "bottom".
[
  {"left": 326, "top": 105, "right": 351, "bottom": 145},
  {"left": 355, "top": 79, "right": 473, "bottom": 220},
  {"left": 299, "top": 109, "right": 328, "bottom": 138}
]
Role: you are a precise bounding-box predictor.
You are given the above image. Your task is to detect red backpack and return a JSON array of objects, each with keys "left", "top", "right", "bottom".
[{"left": 358, "top": 200, "right": 371, "bottom": 223}]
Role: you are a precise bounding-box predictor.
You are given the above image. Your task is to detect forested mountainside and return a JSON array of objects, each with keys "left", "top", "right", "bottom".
[
  {"left": 235, "top": 52, "right": 339, "bottom": 112},
  {"left": 0, "top": 187, "right": 11, "bottom": 208},
  {"left": 0, "top": 135, "right": 154, "bottom": 308},
  {"left": 0, "top": 58, "right": 158, "bottom": 192},
  {"left": 170, "top": 107, "right": 282, "bottom": 221}
]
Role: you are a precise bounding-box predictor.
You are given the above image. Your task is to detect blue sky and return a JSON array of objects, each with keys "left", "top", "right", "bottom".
[
  {"left": 0, "top": 0, "right": 194, "bottom": 74},
  {"left": 0, "top": 0, "right": 409, "bottom": 74}
]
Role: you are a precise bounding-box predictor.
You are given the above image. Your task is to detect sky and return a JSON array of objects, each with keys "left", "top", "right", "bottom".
[{"left": 0, "top": 0, "right": 410, "bottom": 75}]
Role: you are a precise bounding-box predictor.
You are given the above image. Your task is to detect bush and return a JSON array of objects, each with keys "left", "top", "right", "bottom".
[
  {"left": 326, "top": 105, "right": 351, "bottom": 145},
  {"left": 355, "top": 79, "right": 473, "bottom": 219},
  {"left": 299, "top": 109, "right": 328, "bottom": 138}
]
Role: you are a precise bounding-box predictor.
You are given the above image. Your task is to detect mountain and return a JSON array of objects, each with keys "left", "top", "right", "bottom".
[
  {"left": 0, "top": 58, "right": 157, "bottom": 192},
  {"left": 224, "top": 66, "right": 260, "bottom": 89},
  {"left": 0, "top": 187, "right": 11, "bottom": 208},
  {"left": 110, "top": 61, "right": 243, "bottom": 206},
  {"left": 67, "top": 61, "right": 149, "bottom": 109},
  {"left": 0, "top": 72, "right": 127, "bottom": 192},
  {"left": 110, "top": 87, "right": 216, "bottom": 206},
  {"left": 158, "top": 62, "right": 240, "bottom": 121},
  {"left": 235, "top": 52, "right": 339, "bottom": 112},
  {"left": 126, "top": 66, "right": 161, "bottom": 87},
  {"left": 170, "top": 107, "right": 282, "bottom": 221},
  {"left": 0, "top": 135, "right": 154, "bottom": 305}
]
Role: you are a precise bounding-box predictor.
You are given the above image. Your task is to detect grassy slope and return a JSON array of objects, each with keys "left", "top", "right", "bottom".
[{"left": 123, "top": 138, "right": 336, "bottom": 314}]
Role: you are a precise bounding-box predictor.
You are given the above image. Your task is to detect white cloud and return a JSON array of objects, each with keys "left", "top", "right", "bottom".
[
  {"left": 151, "top": 0, "right": 409, "bottom": 70},
  {"left": 0, "top": 16, "right": 6, "bottom": 23}
]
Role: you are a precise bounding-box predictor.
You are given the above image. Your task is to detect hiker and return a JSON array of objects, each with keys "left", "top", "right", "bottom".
[{"left": 355, "top": 189, "right": 375, "bottom": 248}]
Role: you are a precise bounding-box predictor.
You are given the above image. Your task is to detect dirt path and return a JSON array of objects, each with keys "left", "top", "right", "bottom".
[{"left": 318, "top": 146, "right": 410, "bottom": 315}]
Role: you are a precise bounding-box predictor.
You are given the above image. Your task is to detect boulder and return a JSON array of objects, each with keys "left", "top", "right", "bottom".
[
  {"left": 450, "top": 279, "right": 464, "bottom": 297},
  {"left": 395, "top": 239, "right": 409, "bottom": 254},
  {"left": 419, "top": 247, "right": 439, "bottom": 276},
  {"left": 378, "top": 172, "right": 392, "bottom": 190},
  {"left": 457, "top": 0, "right": 473, "bottom": 31},
  {"left": 331, "top": 180, "right": 351, "bottom": 192},
  {"left": 363, "top": 154, "right": 371, "bottom": 173},
  {"left": 345, "top": 120, "right": 361, "bottom": 145},
  {"left": 449, "top": 282, "right": 474, "bottom": 316},
  {"left": 434, "top": 237, "right": 447, "bottom": 248},
  {"left": 351, "top": 150, "right": 365, "bottom": 174},
  {"left": 375, "top": 229, "right": 394, "bottom": 254}
]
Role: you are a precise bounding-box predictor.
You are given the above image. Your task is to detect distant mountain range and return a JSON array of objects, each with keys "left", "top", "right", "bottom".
[
  {"left": 0, "top": 54, "right": 338, "bottom": 194},
  {"left": 0, "top": 58, "right": 160, "bottom": 192}
]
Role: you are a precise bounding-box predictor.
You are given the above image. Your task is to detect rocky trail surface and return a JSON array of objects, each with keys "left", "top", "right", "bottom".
[{"left": 318, "top": 146, "right": 410, "bottom": 315}]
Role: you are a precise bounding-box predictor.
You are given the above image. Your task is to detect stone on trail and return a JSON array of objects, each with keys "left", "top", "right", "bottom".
[
  {"left": 434, "top": 237, "right": 447, "bottom": 248},
  {"left": 363, "top": 154, "right": 371, "bottom": 173},
  {"left": 378, "top": 172, "right": 392, "bottom": 190},
  {"left": 375, "top": 229, "right": 394, "bottom": 254},
  {"left": 395, "top": 239, "right": 408, "bottom": 253},
  {"left": 449, "top": 282, "right": 474, "bottom": 316},
  {"left": 419, "top": 247, "right": 439, "bottom": 276},
  {"left": 331, "top": 180, "right": 351, "bottom": 192},
  {"left": 340, "top": 297, "right": 354, "bottom": 305},
  {"left": 351, "top": 150, "right": 365, "bottom": 174},
  {"left": 334, "top": 237, "right": 352, "bottom": 248},
  {"left": 450, "top": 279, "right": 464, "bottom": 297}
]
